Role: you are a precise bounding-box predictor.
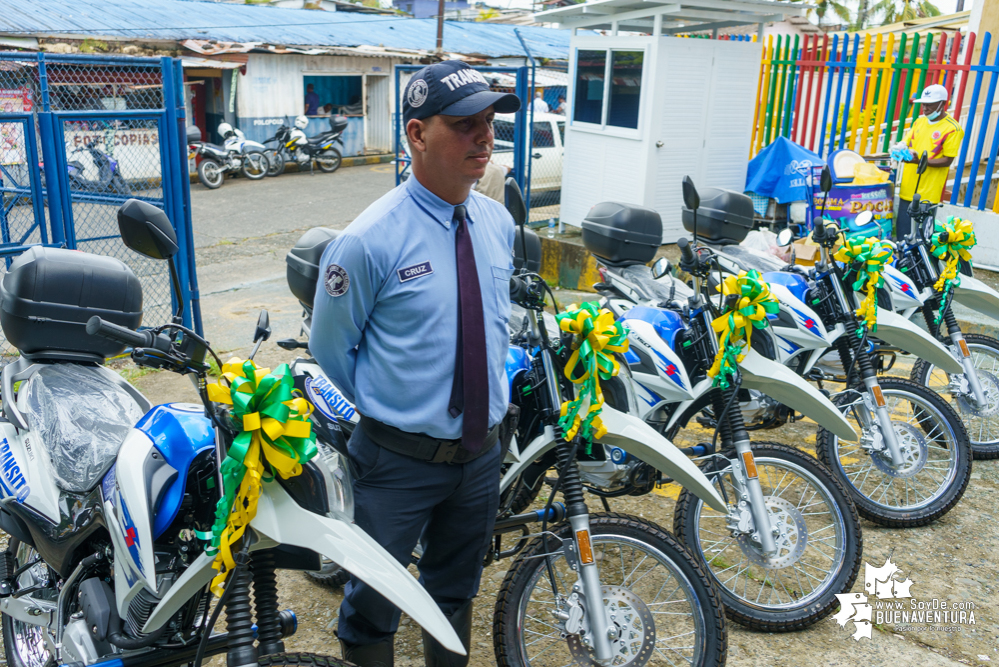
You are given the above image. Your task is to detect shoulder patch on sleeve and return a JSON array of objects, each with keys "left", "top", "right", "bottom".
[{"left": 324, "top": 264, "right": 350, "bottom": 297}]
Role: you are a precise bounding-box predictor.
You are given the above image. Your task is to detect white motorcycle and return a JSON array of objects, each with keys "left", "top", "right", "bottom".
[{"left": 0, "top": 199, "right": 463, "bottom": 667}]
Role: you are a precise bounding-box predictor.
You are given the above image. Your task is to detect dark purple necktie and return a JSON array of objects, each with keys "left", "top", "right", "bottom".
[{"left": 448, "top": 205, "right": 489, "bottom": 453}]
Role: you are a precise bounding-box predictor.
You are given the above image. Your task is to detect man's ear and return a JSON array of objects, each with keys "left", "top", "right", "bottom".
[{"left": 407, "top": 118, "right": 429, "bottom": 153}]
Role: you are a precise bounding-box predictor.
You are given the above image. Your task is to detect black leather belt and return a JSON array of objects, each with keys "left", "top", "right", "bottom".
[{"left": 359, "top": 415, "right": 500, "bottom": 464}]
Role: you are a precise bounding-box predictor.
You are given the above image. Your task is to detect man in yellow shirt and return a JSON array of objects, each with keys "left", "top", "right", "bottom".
[{"left": 891, "top": 84, "right": 964, "bottom": 239}]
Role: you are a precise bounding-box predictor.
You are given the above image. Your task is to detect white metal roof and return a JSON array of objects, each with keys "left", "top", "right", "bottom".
[{"left": 535, "top": 0, "right": 808, "bottom": 35}]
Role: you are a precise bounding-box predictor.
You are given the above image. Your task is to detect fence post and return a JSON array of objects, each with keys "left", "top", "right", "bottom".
[
  {"left": 160, "top": 57, "right": 187, "bottom": 325},
  {"left": 894, "top": 33, "right": 921, "bottom": 143},
  {"left": 764, "top": 35, "right": 781, "bottom": 146},
  {"left": 781, "top": 34, "right": 800, "bottom": 138},
  {"left": 513, "top": 66, "right": 528, "bottom": 197},
  {"left": 174, "top": 58, "right": 202, "bottom": 335},
  {"left": 809, "top": 35, "right": 829, "bottom": 153},
  {"left": 819, "top": 35, "right": 838, "bottom": 156},
  {"left": 837, "top": 34, "right": 859, "bottom": 150},
  {"left": 953, "top": 32, "right": 976, "bottom": 122},
  {"left": 960, "top": 32, "right": 996, "bottom": 208}
]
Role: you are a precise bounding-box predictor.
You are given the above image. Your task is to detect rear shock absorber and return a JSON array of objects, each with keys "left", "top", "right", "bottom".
[
  {"left": 225, "top": 558, "right": 258, "bottom": 667},
  {"left": 252, "top": 551, "right": 284, "bottom": 657}
]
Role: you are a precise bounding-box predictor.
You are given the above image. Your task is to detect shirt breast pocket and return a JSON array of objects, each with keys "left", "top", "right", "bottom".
[{"left": 491, "top": 264, "right": 514, "bottom": 323}]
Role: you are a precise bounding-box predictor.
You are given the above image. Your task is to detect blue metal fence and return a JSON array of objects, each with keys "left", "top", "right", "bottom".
[{"left": 0, "top": 52, "right": 200, "bottom": 358}]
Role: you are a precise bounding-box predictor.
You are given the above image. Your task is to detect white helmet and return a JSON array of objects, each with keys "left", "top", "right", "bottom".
[
  {"left": 294, "top": 115, "right": 309, "bottom": 130},
  {"left": 217, "top": 122, "right": 235, "bottom": 139}
]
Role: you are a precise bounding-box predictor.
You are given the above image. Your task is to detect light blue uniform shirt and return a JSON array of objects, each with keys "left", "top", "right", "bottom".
[{"left": 310, "top": 176, "right": 515, "bottom": 439}]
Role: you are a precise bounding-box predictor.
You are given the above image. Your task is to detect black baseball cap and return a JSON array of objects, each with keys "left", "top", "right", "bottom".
[{"left": 403, "top": 61, "right": 520, "bottom": 125}]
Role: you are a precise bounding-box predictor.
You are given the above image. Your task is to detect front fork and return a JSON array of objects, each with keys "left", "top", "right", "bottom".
[
  {"left": 826, "top": 270, "right": 907, "bottom": 467},
  {"left": 714, "top": 388, "right": 779, "bottom": 556},
  {"left": 540, "top": 345, "right": 615, "bottom": 664},
  {"left": 919, "top": 244, "right": 987, "bottom": 407},
  {"left": 557, "top": 441, "right": 616, "bottom": 664}
]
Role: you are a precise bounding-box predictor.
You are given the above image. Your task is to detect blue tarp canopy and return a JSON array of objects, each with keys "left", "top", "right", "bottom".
[{"left": 745, "top": 137, "right": 822, "bottom": 204}]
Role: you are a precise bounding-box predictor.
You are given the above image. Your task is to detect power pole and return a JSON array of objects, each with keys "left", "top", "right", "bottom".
[{"left": 436, "top": 0, "right": 445, "bottom": 53}]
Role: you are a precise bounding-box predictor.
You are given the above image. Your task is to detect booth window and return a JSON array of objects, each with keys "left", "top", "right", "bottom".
[
  {"left": 573, "top": 48, "right": 644, "bottom": 130},
  {"left": 607, "top": 51, "right": 642, "bottom": 129},
  {"left": 303, "top": 75, "right": 363, "bottom": 116},
  {"left": 573, "top": 50, "right": 606, "bottom": 124}
]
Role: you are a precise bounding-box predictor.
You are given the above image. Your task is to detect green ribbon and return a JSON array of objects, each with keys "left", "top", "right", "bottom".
[
  {"left": 554, "top": 302, "right": 629, "bottom": 453},
  {"left": 708, "top": 270, "right": 780, "bottom": 390}
]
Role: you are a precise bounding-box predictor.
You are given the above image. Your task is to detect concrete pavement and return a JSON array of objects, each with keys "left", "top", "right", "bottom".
[{"left": 189, "top": 163, "right": 397, "bottom": 352}]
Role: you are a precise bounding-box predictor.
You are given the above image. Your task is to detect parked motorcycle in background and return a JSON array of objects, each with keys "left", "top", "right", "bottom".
[
  {"left": 263, "top": 115, "right": 345, "bottom": 177},
  {"left": 187, "top": 123, "right": 269, "bottom": 189},
  {"left": 67, "top": 140, "right": 132, "bottom": 195}
]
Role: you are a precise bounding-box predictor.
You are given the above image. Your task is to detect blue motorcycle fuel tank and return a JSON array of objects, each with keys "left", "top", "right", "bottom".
[
  {"left": 761, "top": 271, "right": 809, "bottom": 304},
  {"left": 619, "top": 307, "right": 686, "bottom": 350},
  {"left": 132, "top": 404, "right": 215, "bottom": 538},
  {"left": 506, "top": 345, "right": 532, "bottom": 396}
]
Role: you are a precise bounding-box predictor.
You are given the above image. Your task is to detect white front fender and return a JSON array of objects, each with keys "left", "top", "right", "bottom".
[
  {"left": 955, "top": 274, "right": 999, "bottom": 323},
  {"left": 739, "top": 348, "right": 858, "bottom": 442},
  {"left": 144, "top": 482, "right": 464, "bottom": 655},
  {"left": 874, "top": 307, "right": 964, "bottom": 374},
  {"left": 499, "top": 416, "right": 726, "bottom": 513}
]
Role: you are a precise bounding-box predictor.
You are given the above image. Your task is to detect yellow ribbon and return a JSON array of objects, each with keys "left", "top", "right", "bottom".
[
  {"left": 555, "top": 302, "right": 629, "bottom": 449},
  {"left": 707, "top": 270, "right": 780, "bottom": 389},
  {"left": 833, "top": 236, "right": 895, "bottom": 336},
  {"left": 205, "top": 358, "right": 317, "bottom": 595}
]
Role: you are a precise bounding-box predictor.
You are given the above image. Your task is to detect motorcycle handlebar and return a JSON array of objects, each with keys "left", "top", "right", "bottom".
[
  {"left": 677, "top": 237, "right": 695, "bottom": 264},
  {"left": 86, "top": 316, "right": 155, "bottom": 349},
  {"left": 509, "top": 275, "right": 530, "bottom": 303}
]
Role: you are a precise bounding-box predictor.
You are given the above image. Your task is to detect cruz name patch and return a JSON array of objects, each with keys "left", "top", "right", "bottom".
[
  {"left": 325, "top": 264, "right": 350, "bottom": 297},
  {"left": 398, "top": 261, "right": 434, "bottom": 283}
]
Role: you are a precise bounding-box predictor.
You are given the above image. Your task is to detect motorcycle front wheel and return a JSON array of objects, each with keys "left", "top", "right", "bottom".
[
  {"left": 2, "top": 539, "right": 54, "bottom": 667},
  {"left": 316, "top": 148, "right": 342, "bottom": 173},
  {"left": 816, "top": 377, "right": 972, "bottom": 527},
  {"left": 242, "top": 150, "right": 269, "bottom": 180},
  {"left": 493, "top": 513, "right": 727, "bottom": 667},
  {"left": 673, "top": 442, "right": 863, "bottom": 632},
  {"left": 197, "top": 158, "right": 225, "bottom": 189},
  {"left": 911, "top": 333, "right": 999, "bottom": 459},
  {"left": 265, "top": 149, "right": 286, "bottom": 177}
]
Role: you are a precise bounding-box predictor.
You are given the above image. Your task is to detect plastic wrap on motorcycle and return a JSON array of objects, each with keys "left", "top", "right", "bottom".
[
  {"left": 738, "top": 348, "right": 858, "bottom": 442},
  {"left": 954, "top": 274, "right": 999, "bottom": 324},
  {"left": 873, "top": 306, "right": 963, "bottom": 374}
]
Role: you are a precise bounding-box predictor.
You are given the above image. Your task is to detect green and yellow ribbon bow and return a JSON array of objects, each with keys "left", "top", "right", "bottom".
[
  {"left": 833, "top": 236, "right": 895, "bottom": 337},
  {"left": 931, "top": 216, "right": 976, "bottom": 325},
  {"left": 554, "top": 302, "right": 629, "bottom": 452},
  {"left": 205, "top": 358, "right": 318, "bottom": 595},
  {"left": 708, "top": 270, "right": 780, "bottom": 390}
]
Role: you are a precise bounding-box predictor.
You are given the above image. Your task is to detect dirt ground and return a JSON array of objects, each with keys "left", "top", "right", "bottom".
[{"left": 102, "top": 342, "right": 997, "bottom": 667}]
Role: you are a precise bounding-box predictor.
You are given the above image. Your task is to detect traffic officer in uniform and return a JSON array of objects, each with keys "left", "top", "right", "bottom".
[{"left": 310, "top": 61, "right": 520, "bottom": 667}]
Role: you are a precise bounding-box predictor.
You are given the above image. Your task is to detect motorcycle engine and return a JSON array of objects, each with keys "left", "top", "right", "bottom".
[{"left": 740, "top": 389, "right": 780, "bottom": 427}]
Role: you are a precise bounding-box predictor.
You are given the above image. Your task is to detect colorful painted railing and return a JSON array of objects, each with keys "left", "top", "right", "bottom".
[{"left": 750, "top": 30, "right": 999, "bottom": 212}]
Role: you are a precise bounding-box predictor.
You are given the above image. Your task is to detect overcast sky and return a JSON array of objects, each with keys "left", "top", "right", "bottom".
[{"left": 487, "top": 0, "right": 971, "bottom": 20}]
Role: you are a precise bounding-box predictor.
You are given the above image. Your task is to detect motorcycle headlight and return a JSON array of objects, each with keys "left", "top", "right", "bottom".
[{"left": 316, "top": 440, "right": 354, "bottom": 521}]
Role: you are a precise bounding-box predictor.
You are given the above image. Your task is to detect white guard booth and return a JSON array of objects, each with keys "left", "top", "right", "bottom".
[{"left": 538, "top": 0, "right": 804, "bottom": 242}]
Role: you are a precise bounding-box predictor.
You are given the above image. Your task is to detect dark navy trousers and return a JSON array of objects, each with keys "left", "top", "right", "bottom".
[{"left": 336, "top": 423, "right": 502, "bottom": 646}]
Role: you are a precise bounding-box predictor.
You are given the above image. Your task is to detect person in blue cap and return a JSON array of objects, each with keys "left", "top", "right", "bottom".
[{"left": 310, "top": 61, "right": 520, "bottom": 667}]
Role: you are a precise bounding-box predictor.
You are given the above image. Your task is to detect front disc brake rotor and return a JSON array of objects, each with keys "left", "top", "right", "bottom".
[
  {"left": 566, "top": 586, "right": 656, "bottom": 666},
  {"left": 735, "top": 496, "right": 808, "bottom": 569},
  {"left": 955, "top": 369, "right": 999, "bottom": 417},
  {"left": 871, "top": 421, "right": 928, "bottom": 477}
]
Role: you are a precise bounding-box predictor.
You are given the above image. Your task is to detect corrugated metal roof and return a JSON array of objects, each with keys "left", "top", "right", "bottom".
[{"left": 0, "top": 0, "right": 573, "bottom": 59}]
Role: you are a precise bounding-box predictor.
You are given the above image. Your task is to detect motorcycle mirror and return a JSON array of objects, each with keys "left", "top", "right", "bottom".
[
  {"left": 504, "top": 177, "right": 527, "bottom": 227},
  {"left": 855, "top": 210, "right": 874, "bottom": 227},
  {"left": 820, "top": 166, "right": 833, "bottom": 194},
  {"left": 917, "top": 150, "right": 929, "bottom": 175},
  {"left": 682, "top": 176, "right": 700, "bottom": 211},
  {"left": 117, "top": 199, "right": 179, "bottom": 260},
  {"left": 514, "top": 226, "right": 542, "bottom": 273},
  {"left": 650, "top": 257, "right": 673, "bottom": 280},
  {"left": 776, "top": 228, "right": 795, "bottom": 247},
  {"left": 253, "top": 310, "right": 271, "bottom": 343}
]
